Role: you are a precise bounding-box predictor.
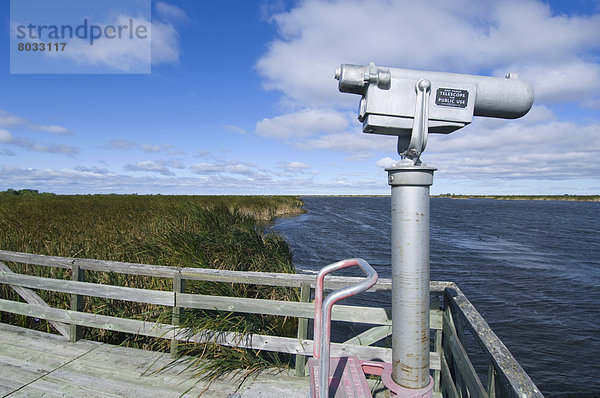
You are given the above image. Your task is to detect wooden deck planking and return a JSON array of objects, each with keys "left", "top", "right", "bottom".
[{"left": 0, "top": 323, "right": 310, "bottom": 397}]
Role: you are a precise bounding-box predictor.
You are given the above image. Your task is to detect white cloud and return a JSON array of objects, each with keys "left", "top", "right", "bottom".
[
  {"left": 74, "top": 166, "right": 111, "bottom": 175},
  {"left": 0, "top": 164, "right": 343, "bottom": 195},
  {"left": 582, "top": 98, "right": 600, "bottom": 109},
  {"left": 51, "top": 16, "right": 151, "bottom": 72},
  {"left": 30, "top": 124, "right": 70, "bottom": 135},
  {"left": 252, "top": 0, "right": 600, "bottom": 193},
  {"left": 376, "top": 157, "right": 396, "bottom": 169},
  {"left": 279, "top": 161, "right": 310, "bottom": 173},
  {"left": 141, "top": 144, "right": 161, "bottom": 152},
  {"left": 0, "top": 129, "right": 13, "bottom": 143},
  {"left": 190, "top": 160, "right": 273, "bottom": 180},
  {"left": 0, "top": 110, "right": 71, "bottom": 135},
  {"left": 257, "top": 0, "right": 600, "bottom": 107},
  {"left": 256, "top": 108, "right": 348, "bottom": 138},
  {"left": 425, "top": 116, "right": 600, "bottom": 181},
  {"left": 44, "top": 15, "right": 180, "bottom": 71},
  {"left": 222, "top": 125, "right": 247, "bottom": 135},
  {"left": 155, "top": 2, "right": 190, "bottom": 23},
  {"left": 190, "top": 162, "right": 221, "bottom": 175},
  {"left": 298, "top": 130, "right": 396, "bottom": 155},
  {"left": 151, "top": 21, "right": 181, "bottom": 65},
  {"left": 103, "top": 139, "right": 138, "bottom": 150},
  {"left": 0, "top": 128, "right": 79, "bottom": 154},
  {"left": 505, "top": 61, "right": 600, "bottom": 103},
  {"left": 11, "top": 138, "right": 80, "bottom": 154},
  {"left": 124, "top": 160, "right": 183, "bottom": 176},
  {"left": 103, "top": 139, "right": 184, "bottom": 154},
  {"left": 194, "top": 150, "right": 213, "bottom": 158},
  {"left": 0, "top": 112, "right": 26, "bottom": 128}
]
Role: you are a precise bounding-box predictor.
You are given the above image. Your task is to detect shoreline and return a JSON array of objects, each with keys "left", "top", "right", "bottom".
[
  {"left": 433, "top": 195, "right": 599, "bottom": 202},
  {"left": 298, "top": 194, "right": 599, "bottom": 202}
]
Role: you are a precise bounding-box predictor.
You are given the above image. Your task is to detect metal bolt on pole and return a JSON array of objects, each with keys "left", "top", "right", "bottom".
[{"left": 387, "top": 162, "right": 435, "bottom": 389}]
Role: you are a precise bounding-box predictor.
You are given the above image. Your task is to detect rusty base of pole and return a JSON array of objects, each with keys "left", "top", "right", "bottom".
[{"left": 309, "top": 357, "right": 433, "bottom": 398}]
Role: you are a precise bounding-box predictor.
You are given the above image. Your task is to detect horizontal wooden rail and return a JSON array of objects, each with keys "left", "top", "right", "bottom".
[
  {"left": 0, "top": 299, "right": 441, "bottom": 371},
  {"left": 0, "top": 272, "right": 173, "bottom": 306},
  {"left": 0, "top": 250, "right": 452, "bottom": 293},
  {"left": 0, "top": 271, "right": 442, "bottom": 329}
]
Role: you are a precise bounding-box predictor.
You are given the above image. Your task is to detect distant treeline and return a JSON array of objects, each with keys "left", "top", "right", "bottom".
[
  {"left": 434, "top": 194, "right": 599, "bottom": 202},
  {"left": 0, "top": 188, "right": 55, "bottom": 197}
]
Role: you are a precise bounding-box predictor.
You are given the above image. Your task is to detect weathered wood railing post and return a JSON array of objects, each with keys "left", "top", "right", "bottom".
[
  {"left": 433, "top": 294, "right": 443, "bottom": 392},
  {"left": 487, "top": 363, "right": 497, "bottom": 398},
  {"left": 70, "top": 261, "right": 84, "bottom": 342},
  {"left": 294, "top": 282, "right": 311, "bottom": 377},
  {"left": 171, "top": 272, "right": 185, "bottom": 358},
  {"left": 454, "top": 310, "right": 468, "bottom": 397}
]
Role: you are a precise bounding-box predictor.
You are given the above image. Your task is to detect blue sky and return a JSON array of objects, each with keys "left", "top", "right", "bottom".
[{"left": 1, "top": 0, "right": 599, "bottom": 195}]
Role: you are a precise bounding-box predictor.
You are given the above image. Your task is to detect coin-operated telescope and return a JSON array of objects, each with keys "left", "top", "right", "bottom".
[
  {"left": 326, "top": 63, "right": 534, "bottom": 397},
  {"left": 336, "top": 63, "right": 534, "bottom": 162}
]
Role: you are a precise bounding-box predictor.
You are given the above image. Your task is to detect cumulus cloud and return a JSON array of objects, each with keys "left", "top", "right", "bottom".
[
  {"left": 298, "top": 130, "right": 396, "bottom": 155},
  {"left": 367, "top": 104, "right": 600, "bottom": 183},
  {"left": 253, "top": 0, "right": 600, "bottom": 191},
  {"left": 502, "top": 61, "right": 600, "bottom": 103},
  {"left": 278, "top": 161, "right": 310, "bottom": 173},
  {"left": 41, "top": 12, "right": 182, "bottom": 72},
  {"left": 0, "top": 113, "right": 26, "bottom": 129},
  {"left": 104, "top": 139, "right": 137, "bottom": 150},
  {"left": 151, "top": 20, "right": 181, "bottom": 65},
  {"left": 0, "top": 127, "right": 79, "bottom": 154},
  {"left": 257, "top": 0, "right": 600, "bottom": 107},
  {"left": 73, "top": 166, "right": 111, "bottom": 175},
  {"left": 0, "top": 129, "right": 12, "bottom": 143},
  {"left": 124, "top": 160, "right": 184, "bottom": 176},
  {"left": 29, "top": 124, "right": 70, "bottom": 135},
  {"left": 155, "top": 2, "right": 190, "bottom": 23},
  {"left": 425, "top": 115, "right": 600, "bottom": 180},
  {"left": 222, "top": 125, "right": 247, "bottom": 135},
  {"left": 256, "top": 108, "right": 348, "bottom": 138},
  {"left": 191, "top": 160, "right": 273, "bottom": 181},
  {"left": 12, "top": 139, "right": 80, "bottom": 154},
  {"left": 376, "top": 157, "right": 396, "bottom": 169},
  {"left": 103, "top": 139, "right": 184, "bottom": 154},
  {"left": 0, "top": 164, "right": 369, "bottom": 195},
  {"left": 190, "top": 162, "right": 221, "bottom": 175},
  {"left": 0, "top": 110, "right": 71, "bottom": 135}
]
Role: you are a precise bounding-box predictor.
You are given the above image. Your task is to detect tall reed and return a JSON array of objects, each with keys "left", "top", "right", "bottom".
[{"left": 0, "top": 193, "right": 304, "bottom": 375}]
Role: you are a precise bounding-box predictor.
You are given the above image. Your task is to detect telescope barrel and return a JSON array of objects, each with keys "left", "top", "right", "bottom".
[{"left": 336, "top": 64, "right": 534, "bottom": 119}]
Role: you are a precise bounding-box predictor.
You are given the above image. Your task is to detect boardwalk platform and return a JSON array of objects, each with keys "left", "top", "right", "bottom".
[
  {"left": 0, "top": 250, "right": 544, "bottom": 398},
  {"left": 0, "top": 324, "right": 309, "bottom": 397}
]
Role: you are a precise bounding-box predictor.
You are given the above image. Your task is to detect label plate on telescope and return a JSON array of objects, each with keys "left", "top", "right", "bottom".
[{"left": 435, "top": 88, "right": 469, "bottom": 108}]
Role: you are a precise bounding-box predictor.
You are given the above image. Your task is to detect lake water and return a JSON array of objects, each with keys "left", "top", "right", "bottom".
[{"left": 271, "top": 197, "right": 600, "bottom": 397}]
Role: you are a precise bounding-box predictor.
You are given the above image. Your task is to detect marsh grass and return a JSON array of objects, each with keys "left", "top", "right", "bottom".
[{"left": 0, "top": 193, "right": 304, "bottom": 376}]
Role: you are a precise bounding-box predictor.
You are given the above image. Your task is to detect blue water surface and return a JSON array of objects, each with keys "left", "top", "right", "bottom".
[{"left": 271, "top": 197, "right": 600, "bottom": 397}]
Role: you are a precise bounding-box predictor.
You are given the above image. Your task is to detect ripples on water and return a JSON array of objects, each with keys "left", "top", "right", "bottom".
[{"left": 271, "top": 197, "right": 600, "bottom": 397}]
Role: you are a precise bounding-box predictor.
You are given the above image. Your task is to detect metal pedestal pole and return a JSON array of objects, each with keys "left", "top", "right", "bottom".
[{"left": 387, "top": 163, "right": 436, "bottom": 393}]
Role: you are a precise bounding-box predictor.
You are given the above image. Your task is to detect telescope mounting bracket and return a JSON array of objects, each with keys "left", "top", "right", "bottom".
[{"left": 398, "top": 79, "right": 431, "bottom": 165}]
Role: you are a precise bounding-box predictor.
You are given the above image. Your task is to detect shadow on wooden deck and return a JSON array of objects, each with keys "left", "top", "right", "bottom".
[{"left": 0, "top": 323, "right": 309, "bottom": 397}]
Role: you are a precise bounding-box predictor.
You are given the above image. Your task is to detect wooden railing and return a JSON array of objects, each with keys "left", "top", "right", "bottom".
[{"left": 0, "top": 250, "right": 542, "bottom": 397}]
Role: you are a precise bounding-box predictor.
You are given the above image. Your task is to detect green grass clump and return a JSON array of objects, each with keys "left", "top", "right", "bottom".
[{"left": 0, "top": 194, "right": 304, "bottom": 377}]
